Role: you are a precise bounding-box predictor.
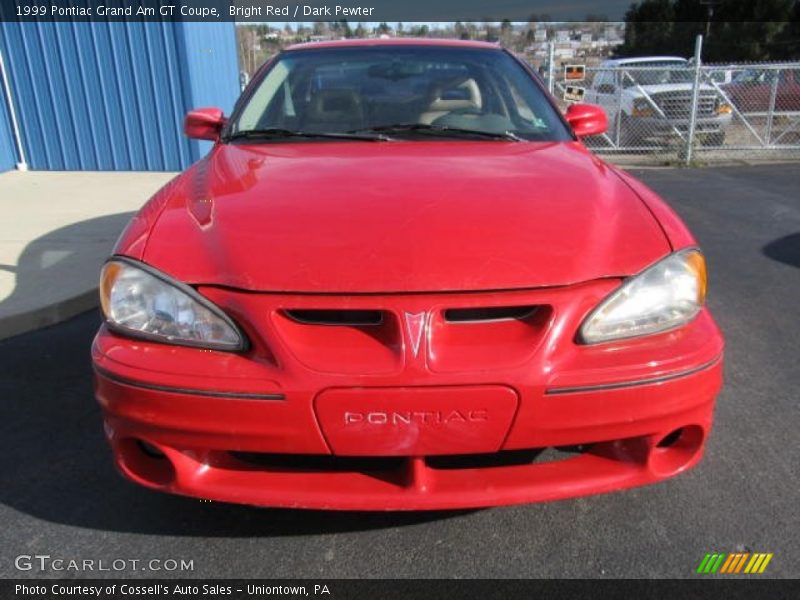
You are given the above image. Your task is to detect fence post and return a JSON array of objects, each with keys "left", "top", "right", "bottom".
[
  {"left": 547, "top": 42, "right": 555, "bottom": 95},
  {"left": 615, "top": 70, "right": 624, "bottom": 146},
  {"left": 685, "top": 34, "right": 703, "bottom": 166},
  {"left": 765, "top": 68, "right": 780, "bottom": 145},
  {"left": 547, "top": 42, "right": 556, "bottom": 94}
]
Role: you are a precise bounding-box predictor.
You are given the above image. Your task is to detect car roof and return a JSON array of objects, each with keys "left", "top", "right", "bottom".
[
  {"left": 286, "top": 38, "right": 502, "bottom": 51},
  {"left": 602, "top": 56, "right": 687, "bottom": 66}
]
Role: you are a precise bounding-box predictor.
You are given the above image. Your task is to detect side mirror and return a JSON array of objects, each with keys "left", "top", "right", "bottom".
[
  {"left": 565, "top": 103, "right": 608, "bottom": 138},
  {"left": 596, "top": 83, "right": 616, "bottom": 94},
  {"left": 184, "top": 107, "right": 225, "bottom": 141}
]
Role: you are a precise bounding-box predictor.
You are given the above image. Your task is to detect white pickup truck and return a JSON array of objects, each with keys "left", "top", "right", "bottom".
[{"left": 584, "top": 56, "right": 733, "bottom": 147}]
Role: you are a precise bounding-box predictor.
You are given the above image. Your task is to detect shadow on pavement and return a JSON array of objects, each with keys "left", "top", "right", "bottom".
[
  {"left": 0, "top": 213, "right": 135, "bottom": 338},
  {"left": 763, "top": 232, "right": 800, "bottom": 268},
  {"left": 0, "top": 310, "right": 472, "bottom": 537}
]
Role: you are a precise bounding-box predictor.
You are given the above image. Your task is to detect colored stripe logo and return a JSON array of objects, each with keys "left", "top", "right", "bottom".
[{"left": 697, "top": 553, "right": 773, "bottom": 574}]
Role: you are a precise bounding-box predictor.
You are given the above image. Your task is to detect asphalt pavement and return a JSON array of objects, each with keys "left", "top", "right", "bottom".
[{"left": 0, "top": 164, "right": 798, "bottom": 579}]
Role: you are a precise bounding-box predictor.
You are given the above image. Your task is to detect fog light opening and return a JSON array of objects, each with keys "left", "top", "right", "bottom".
[
  {"left": 137, "top": 439, "right": 166, "bottom": 458},
  {"left": 656, "top": 428, "right": 684, "bottom": 449},
  {"left": 648, "top": 425, "right": 705, "bottom": 477},
  {"left": 117, "top": 438, "right": 176, "bottom": 488}
]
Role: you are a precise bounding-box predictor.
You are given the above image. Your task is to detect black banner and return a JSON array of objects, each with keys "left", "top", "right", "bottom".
[
  {"left": 2, "top": 0, "right": 628, "bottom": 22},
  {"left": 2, "top": 579, "right": 798, "bottom": 600},
  {"left": 2, "top": 0, "right": 794, "bottom": 23}
]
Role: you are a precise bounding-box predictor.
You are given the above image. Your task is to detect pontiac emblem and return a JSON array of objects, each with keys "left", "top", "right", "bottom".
[{"left": 404, "top": 312, "right": 426, "bottom": 358}]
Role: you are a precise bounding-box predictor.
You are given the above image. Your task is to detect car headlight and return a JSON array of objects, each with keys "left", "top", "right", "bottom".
[
  {"left": 579, "top": 249, "right": 707, "bottom": 344},
  {"left": 99, "top": 258, "right": 246, "bottom": 351},
  {"left": 632, "top": 98, "right": 655, "bottom": 117}
]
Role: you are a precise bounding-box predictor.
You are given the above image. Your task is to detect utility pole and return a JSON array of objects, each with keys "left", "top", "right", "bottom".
[{"left": 699, "top": 0, "right": 720, "bottom": 39}]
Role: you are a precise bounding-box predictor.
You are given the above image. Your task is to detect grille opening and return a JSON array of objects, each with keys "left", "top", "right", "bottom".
[
  {"left": 427, "top": 449, "right": 545, "bottom": 469},
  {"left": 284, "top": 309, "right": 384, "bottom": 326},
  {"left": 427, "top": 446, "right": 591, "bottom": 470},
  {"left": 230, "top": 446, "right": 593, "bottom": 475},
  {"left": 231, "top": 452, "right": 404, "bottom": 473},
  {"left": 444, "top": 305, "right": 537, "bottom": 323}
]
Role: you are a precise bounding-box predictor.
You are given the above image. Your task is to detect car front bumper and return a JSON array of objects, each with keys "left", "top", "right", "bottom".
[
  {"left": 92, "top": 282, "right": 724, "bottom": 510},
  {"left": 629, "top": 114, "right": 733, "bottom": 140}
]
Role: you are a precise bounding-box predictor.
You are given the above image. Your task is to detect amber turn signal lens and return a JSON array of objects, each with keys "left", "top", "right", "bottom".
[
  {"left": 686, "top": 250, "right": 707, "bottom": 305},
  {"left": 99, "top": 261, "right": 122, "bottom": 318}
]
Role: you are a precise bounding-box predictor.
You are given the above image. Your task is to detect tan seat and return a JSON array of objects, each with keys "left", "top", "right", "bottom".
[{"left": 419, "top": 79, "right": 482, "bottom": 124}]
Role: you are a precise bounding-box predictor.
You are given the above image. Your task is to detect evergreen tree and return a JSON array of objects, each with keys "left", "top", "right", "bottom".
[{"left": 617, "top": 0, "right": 797, "bottom": 60}]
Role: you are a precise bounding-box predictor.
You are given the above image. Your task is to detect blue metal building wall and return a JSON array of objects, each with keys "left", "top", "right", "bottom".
[
  {"left": 175, "top": 23, "right": 242, "bottom": 160},
  {"left": 0, "top": 65, "right": 15, "bottom": 171},
  {"left": 0, "top": 21, "right": 239, "bottom": 171}
]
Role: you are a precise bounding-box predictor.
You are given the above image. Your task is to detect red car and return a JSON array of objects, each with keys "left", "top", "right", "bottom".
[
  {"left": 92, "top": 39, "right": 724, "bottom": 510},
  {"left": 722, "top": 67, "right": 800, "bottom": 113}
]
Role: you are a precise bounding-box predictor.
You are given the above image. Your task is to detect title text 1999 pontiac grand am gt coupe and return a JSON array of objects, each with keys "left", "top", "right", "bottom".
[{"left": 92, "top": 39, "right": 724, "bottom": 510}]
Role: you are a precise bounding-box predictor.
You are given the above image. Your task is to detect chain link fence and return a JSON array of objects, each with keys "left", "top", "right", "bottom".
[{"left": 553, "top": 60, "right": 800, "bottom": 165}]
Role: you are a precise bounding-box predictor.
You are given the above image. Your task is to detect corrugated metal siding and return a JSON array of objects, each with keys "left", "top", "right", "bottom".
[
  {"left": 0, "top": 21, "right": 239, "bottom": 171},
  {"left": 0, "top": 67, "right": 15, "bottom": 171}
]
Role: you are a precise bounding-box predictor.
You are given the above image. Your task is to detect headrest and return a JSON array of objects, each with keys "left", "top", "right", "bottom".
[
  {"left": 308, "top": 90, "right": 363, "bottom": 122},
  {"left": 428, "top": 79, "right": 482, "bottom": 112}
]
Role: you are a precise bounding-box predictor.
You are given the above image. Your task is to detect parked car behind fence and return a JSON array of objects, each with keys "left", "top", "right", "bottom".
[
  {"left": 584, "top": 57, "right": 733, "bottom": 149},
  {"left": 722, "top": 67, "right": 800, "bottom": 114},
  {"left": 555, "top": 60, "right": 800, "bottom": 163}
]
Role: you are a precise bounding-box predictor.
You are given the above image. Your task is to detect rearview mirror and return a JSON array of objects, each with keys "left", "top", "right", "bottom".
[
  {"left": 565, "top": 103, "right": 608, "bottom": 138},
  {"left": 184, "top": 107, "right": 226, "bottom": 141}
]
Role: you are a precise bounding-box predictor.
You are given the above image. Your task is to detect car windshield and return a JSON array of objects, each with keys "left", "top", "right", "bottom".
[
  {"left": 622, "top": 61, "right": 692, "bottom": 87},
  {"left": 226, "top": 45, "right": 573, "bottom": 142},
  {"left": 732, "top": 69, "right": 776, "bottom": 84}
]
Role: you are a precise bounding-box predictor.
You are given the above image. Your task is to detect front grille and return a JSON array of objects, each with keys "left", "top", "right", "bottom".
[
  {"left": 444, "top": 305, "right": 538, "bottom": 323},
  {"left": 655, "top": 92, "right": 717, "bottom": 118},
  {"left": 284, "top": 309, "right": 384, "bottom": 326},
  {"left": 203, "top": 287, "right": 558, "bottom": 375}
]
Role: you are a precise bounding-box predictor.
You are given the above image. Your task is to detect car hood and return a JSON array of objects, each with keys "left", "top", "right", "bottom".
[
  {"left": 141, "top": 141, "right": 670, "bottom": 293},
  {"left": 632, "top": 83, "right": 716, "bottom": 95}
]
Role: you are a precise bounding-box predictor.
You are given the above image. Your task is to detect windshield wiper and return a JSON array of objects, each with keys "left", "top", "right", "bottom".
[
  {"left": 224, "top": 128, "right": 392, "bottom": 142},
  {"left": 350, "top": 123, "right": 524, "bottom": 141}
]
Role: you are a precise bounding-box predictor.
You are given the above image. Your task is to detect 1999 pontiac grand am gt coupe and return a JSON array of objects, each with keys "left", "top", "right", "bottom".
[{"left": 92, "top": 39, "right": 723, "bottom": 510}]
